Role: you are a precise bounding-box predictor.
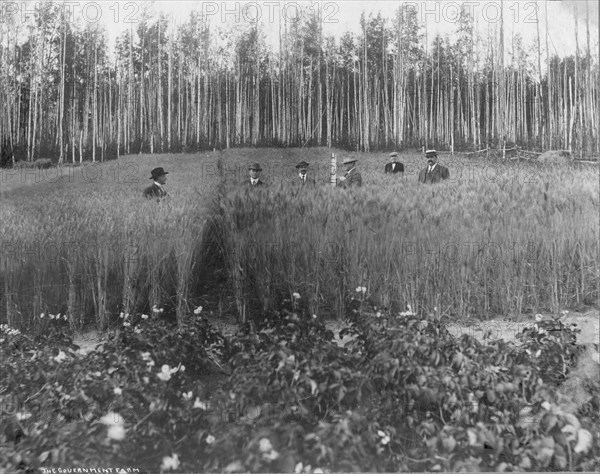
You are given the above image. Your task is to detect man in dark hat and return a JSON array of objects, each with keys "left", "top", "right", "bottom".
[
  {"left": 247, "top": 163, "right": 265, "bottom": 186},
  {"left": 385, "top": 152, "right": 404, "bottom": 174},
  {"left": 143, "top": 167, "right": 169, "bottom": 200},
  {"left": 293, "top": 161, "right": 315, "bottom": 186},
  {"left": 418, "top": 150, "right": 449, "bottom": 184},
  {"left": 337, "top": 157, "right": 362, "bottom": 188}
]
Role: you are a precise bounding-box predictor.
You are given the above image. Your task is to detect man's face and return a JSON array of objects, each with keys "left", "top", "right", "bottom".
[
  {"left": 391, "top": 155, "right": 397, "bottom": 162},
  {"left": 157, "top": 174, "right": 167, "bottom": 185},
  {"left": 427, "top": 155, "right": 438, "bottom": 166},
  {"left": 250, "top": 169, "right": 260, "bottom": 179},
  {"left": 298, "top": 166, "right": 307, "bottom": 176}
]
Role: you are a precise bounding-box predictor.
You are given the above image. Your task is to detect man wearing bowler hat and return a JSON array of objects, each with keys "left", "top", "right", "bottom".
[
  {"left": 337, "top": 157, "right": 362, "bottom": 188},
  {"left": 143, "top": 167, "right": 169, "bottom": 200},
  {"left": 385, "top": 151, "right": 404, "bottom": 174},
  {"left": 419, "top": 150, "right": 449, "bottom": 184},
  {"left": 293, "top": 161, "right": 315, "bottom": 186},
  {"left": 247, "top": 163, "right": 265, "bottom": 186}
]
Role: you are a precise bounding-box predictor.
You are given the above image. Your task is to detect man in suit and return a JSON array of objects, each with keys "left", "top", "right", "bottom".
[
  {"left": 143, "top": 167, "right": 169, "bottom": 200},
  {"left": 293, "top": 161, "right": 316, "bottom": 186},
  {"left": 337, "top": 157, "right": 362, "bottom": 188},
  {"left": 385, "top": 152, "right": 404, "bottom": 174},
  {"left": 247, "top": 163, "right": 265, "bottom": 186},
  {"left": 418, "top": 150, "right": 449, "bottom": 184}
]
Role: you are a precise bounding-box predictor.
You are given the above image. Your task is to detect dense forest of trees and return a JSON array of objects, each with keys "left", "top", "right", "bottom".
[{"left": 0, "top": 1, "right": 598, "bottom": 163}]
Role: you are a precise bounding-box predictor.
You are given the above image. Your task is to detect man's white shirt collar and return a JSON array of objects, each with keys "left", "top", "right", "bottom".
[
  {"left": 428, "top": 163, "right": 437, "bottom": 172},
  {"left": 251, "top": 178, "right": 259, "bottom": 185},
  {"left": 153, "top": 181, "right": 164, "bottom": 189}
]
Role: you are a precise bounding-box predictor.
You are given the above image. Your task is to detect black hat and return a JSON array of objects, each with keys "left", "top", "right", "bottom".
[
  {"left": 425, "top": 149, "right": 438, "bottom": 159},
  {"left": 389, "top": 152, "right": 399, "bottom": 158},
  {"left": 150, "top": 167, "right": 168, "bottom": 179},
  {"left": 249, "top": 163, "right": 263, "bottom": 171},
  {"left": 295, "top": 161, "right": 309, "bottom": 168}
]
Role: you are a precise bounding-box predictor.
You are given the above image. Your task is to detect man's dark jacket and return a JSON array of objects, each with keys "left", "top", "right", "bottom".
[
  {"left": 418, "top": 165, "right": 449, "bottom": 184},
  {"left": 143, "top": 182, "right": 167, "bottom": 199},
  {"left": 385, "top": 162, "right": 404, "bottom": 173}
]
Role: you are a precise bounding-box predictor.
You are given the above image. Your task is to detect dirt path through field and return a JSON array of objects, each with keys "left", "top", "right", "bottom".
[
  {"left": 325, "top": 310, "right": 598, "bottom": 358},
  {"left": 74, "top": 310, "right": 598, "bottom": 357},
  {"left": 446, "top": 310, "right": 599, "bottom": 346}
]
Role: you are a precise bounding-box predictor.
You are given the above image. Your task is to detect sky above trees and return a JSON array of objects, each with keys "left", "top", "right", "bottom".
[
  {"left": 4, "top": 1, "right": 596, "bottom": 57},
  {"left": 80, "top": 0, "right": 599, "bottom": 57}
]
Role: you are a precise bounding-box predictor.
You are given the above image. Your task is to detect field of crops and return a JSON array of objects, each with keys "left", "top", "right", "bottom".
[
  {"left": 1, "top": 148, "right": 599, "bottom": 472},
  {"left": 1, "top": 148, "right": 597, "bottom": 332}
]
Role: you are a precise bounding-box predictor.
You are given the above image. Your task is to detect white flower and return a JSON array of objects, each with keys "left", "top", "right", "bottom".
[
  {"left": 161, "top": 454, "right": 180, "bottom": 471},
  {"left": 376, "top": 311, "right": 382, "bottom": 318},
  {"left": 312, "top": 314, "right": 317, "bottom": 319},
  {"left": 294, "top": 463, "right": 304, "bottom": 474},
  {"left": 179, "top": 365, "right": 185, "bottom": 372},
  {"left": 123, "top": 322, "right": 131, "bottom": 327},
  {"left": 159, "top": 308, "right": 164, "bottom": 313},
  {"left": 107, "top": 425, "right": 126, "bottom": 441},
  {"left": 49, "top": 314, "right": 55, "bottom": 320},
  {"left": 157, "top": 364, "right": 180, "bottom": 382},
  {"left": 355, "top": 286, "right": 367, "bottom": 294},
  {"left": 119, "top": 312, "right": 124, "bottom": 318},
  {"left": 143, "top": 376, "right": 149, "bottom": 384},
  {"left": 152, "top": 305, "right": 162, "bottom": 313},
  {"left": 157, "top": 372, "right": 171, "bottom": 382},
  {"left": 53, "top": 350, "right": 68, "bottom": 363},
  {"left": 141, "top": 314, "right": 148, "bottom": 319},
  {"left": 134, "top": 327, "right": 141, "bottom": 334},
  {"left": 100, "top": 412, "right": 123, "bottom": 426},
  {"left": 194, "top": 398, "right": 207, "bottom": 410},
  {"left": 314, "top": 469, "right": 324, "bottom": 474},
  {"left": 182, "top": 391, "right": 193, "bottom": 400},
  {"left": 194, "top": 306, "right": 203, "bottom": 315},
  {"left": 63, "top": 314, "right": 68, "bottom": 320},
  {"left": 258, "top": 438, "right": 273, "bottom": 453},
  {"left": 93, "top": 371, "right": 102, "bottom": 377},
  {"left": 40, "top": 313, "right": 45, "bottom": 319},
  {"left": 206, "top": 434, "right": 215, "bottom": 444},
  {"left": 56, "top": 313, "right": 61, "bottom": 319},
  {"left": 541, "top": 401, "right": 551, "bottom": 411},
  {"left": 377, "top": 430, "right": 386, "bottom": 437},
  {"left": 114, "top": 387, "right": 122, "bottom": 395},
  {"left": 292, "top": 292, "right": 301, "bottom": 299},
  {"left": 381, "top": 435, "right": 390, "bottom": 445},
  {"left": 141, "top": 351, "right": 151, "bottom": 360},
  {"left": 263, "top": 449, "right": 279, "bottom": 461}
]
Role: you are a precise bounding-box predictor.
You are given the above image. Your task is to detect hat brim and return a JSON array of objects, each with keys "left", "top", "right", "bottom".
[{"left": 150, "top": 172, "right": 168, "bottom": 179}]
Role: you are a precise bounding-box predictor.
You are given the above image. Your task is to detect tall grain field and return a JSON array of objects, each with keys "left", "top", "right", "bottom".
[
  {"left": 0, "top": 148, "right": 597, "bottom": 332},
  {"left": 216, "top": 150, "right": 599, "bottom": 319}
]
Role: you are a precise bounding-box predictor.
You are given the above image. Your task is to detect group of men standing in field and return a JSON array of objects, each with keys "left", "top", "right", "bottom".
[{"left": 143, "top": 149, "right": 450, "bottom": 199}]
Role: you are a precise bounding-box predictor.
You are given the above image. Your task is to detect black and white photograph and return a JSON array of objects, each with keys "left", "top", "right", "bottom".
[{"left": 0, "top": 0, "right": 599, "bottom": 472}]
